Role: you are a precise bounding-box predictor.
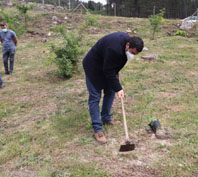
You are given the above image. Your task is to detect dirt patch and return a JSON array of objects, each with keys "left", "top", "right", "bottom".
[
  {"left": 156, "top": 91, "right": 177, "bottom": 99},
  {"left": 103, "top": 161, "right": 159, "bottom": 177},
  {"left": 58, "top": 127, "right": 172, "bottom": 177},
  {"left": 165, "top": 105, "right": 185, "bottom": 112},
  {"left": 4, "top": 169, "right": 37, "bottom": 177}
]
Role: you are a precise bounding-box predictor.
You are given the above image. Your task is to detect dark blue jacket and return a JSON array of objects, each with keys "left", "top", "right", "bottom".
[{"left": 83, "top": 32, "right": 129, "bottom": 92}]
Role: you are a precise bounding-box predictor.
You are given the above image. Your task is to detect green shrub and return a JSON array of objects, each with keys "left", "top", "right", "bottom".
[
  {"left": 50, "top": 26, "right": 81, "bottom": 78},
  {"left": 13, "top": 2, "right": 35, "bottom": 29},
  {"left": 174, "top": 30, "right": 186, "bottom": 36},
  {"left": 0, "top": 10, "right": 26, "bottom": 38},
  {"left": 49, "top": 18, "right": 97, "bottom": 78},
  {"left": 149, "top": 9, "right": 165, "bottom": 39},
  {"left": 85, "top": 15, "right": 100, "bottom": 27}
]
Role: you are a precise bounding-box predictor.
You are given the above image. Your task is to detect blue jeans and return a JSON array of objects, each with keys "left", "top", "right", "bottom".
[
  {"left": 3, "top": 49, "right": 15, "bottom": 73},
  {"left": 86, "top": 77, "right": 115, "bottom": 133},
  {"left": 0, "top": 73, "right": 3, "bottom": 86}
]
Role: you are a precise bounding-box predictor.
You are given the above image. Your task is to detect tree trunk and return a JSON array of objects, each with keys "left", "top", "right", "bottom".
[
  {"left": 68, "top": 0, "right": 71, "bottom": 9},
  {"left": 134, "top": 0, "right": 140, "bottom": 17},
  {"left": 183, "top": 0, "right": 187, "bottom": 17},
  {"left": 195, "top": 0, "right": 198, "bottom": 11}
]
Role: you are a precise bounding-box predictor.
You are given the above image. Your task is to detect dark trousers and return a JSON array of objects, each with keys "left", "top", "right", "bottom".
[
  {"left": 86, "top": 76, "right": 115, "bottom": 133},
  {"left": 0, "top": 73, "right": 3, "bottom": 86},
  {"left": 3, "top": 49, "right": 15, "bottom": 73}
]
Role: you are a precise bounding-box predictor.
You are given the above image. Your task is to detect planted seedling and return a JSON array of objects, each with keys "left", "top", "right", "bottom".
[{"left": 148, "top": 117, "right": 160, "bottom": 133}]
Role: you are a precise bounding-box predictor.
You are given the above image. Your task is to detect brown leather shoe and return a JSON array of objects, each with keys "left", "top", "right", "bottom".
[
  {"left": 103, "top": 120, "right": 121, "bottom": 125},
  {"left": 94, "top": 131, "right": 107, "bottom": 144}
]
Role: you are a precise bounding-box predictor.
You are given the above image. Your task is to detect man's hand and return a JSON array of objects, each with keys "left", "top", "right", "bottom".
[
  {"left": 117, "top": 89, "right": 124, "bottom": 99},
  {"left": 13, "top": 37, "right": 18, "bottom": 46}
]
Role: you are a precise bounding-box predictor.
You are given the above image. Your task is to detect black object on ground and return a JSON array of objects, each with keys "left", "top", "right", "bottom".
[{"left": 149, "top": 119, "right": 160, "bottom": 133}]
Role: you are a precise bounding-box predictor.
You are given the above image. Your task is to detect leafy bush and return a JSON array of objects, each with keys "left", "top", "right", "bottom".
[
  {"left": 85, "top": 15, "right": 100, "bottom": 27},
  {"left": 50, "top": 17, "right": 97, "bottom": 78},
  {"left": 149, "top": 9, "right": 165, "bottom": 39},
  {"left": 14, "top": 2, "right": 34, "bottom": 14},
  {"left": 174, "top": 30, "right": 186, "bottom": 36},
  {"left": 50, "top": 26, "right": 81, "bottom": 77},
  {"left": 13, "top": 2, "right": 35, "bottom": 29},
  {"left": 0, "top": 10, "right": 26, "bottom": 37}
]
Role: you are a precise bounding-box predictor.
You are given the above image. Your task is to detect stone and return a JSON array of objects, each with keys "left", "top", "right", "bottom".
[
  {"left": 180, "top": 21, "right": 194, "bottom": 31},
  {"left": 35, "top": 4, "right": 43, "bottom": 10},
  {"left": 41, "top": 38, "right": 47, "bottom": 43},
  {"left": 56, "top": 6, "right": 64, "bottom": 10},
  {"left": 141, "top": 54, "right": 158, "bottom": 62},
  {"left": 57, "top": 19, "right": 62, "bottom": 24},
  {"left": 52, "top": 16, "right": 58, "bottom": 21},
  {"left": 67, "top": 26, "right": 72, "bottom": 30},
  {"left": 7, "top": 0, "right": 13, "bottom": 6},
  {"left": 155, "top": 128, "right": 171, "bottom": 140},
  {"left": 46, "top": 4, "right": 54, "bottom": 11},
  {"left": 126, "top": 28, "right": 132, "bottom": 34},
  {"left": 143, "top": 47, "right": 149, "bottom": 51}
]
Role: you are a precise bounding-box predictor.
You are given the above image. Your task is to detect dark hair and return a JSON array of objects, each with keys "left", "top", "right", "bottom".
[
  {"left": 128, "top": 36, "right": 144, "bottom": 52},
  {"left": 0, "top": 21, "right": 6, "bottom": 26}
]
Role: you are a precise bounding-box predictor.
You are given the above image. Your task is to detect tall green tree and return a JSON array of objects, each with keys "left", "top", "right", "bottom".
[{"left": 88, "top": 1, "right": 95, "bottom": 11}]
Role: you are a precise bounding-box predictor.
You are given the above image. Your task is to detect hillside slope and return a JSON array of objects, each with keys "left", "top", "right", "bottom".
[{"left": 0, "top": 8, "right": 198, "bottom": 177}]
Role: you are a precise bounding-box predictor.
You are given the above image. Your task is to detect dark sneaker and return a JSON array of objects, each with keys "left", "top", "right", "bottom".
[
  {"left": 5, "top": 71, "right": 10, "bottom": 75},
  {"left": 103, "top": 120, "right": 121, "bottom": 125},
  {"left": 94, "top": 131, "right": 107, "bottom": 144},
  {"left": 0, "top": 85, "right": 3, "bottom": 89}
]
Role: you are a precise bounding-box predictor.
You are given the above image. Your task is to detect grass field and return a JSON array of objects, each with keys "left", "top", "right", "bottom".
[{"left": 0, "top": 8, "right": 198, "bottom": 177}]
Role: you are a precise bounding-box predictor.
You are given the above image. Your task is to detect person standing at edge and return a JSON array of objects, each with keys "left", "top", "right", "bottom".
[
  {"left": 0, "top": 22, "right": 18, "bottom": 74},
  {"left": 83, "top": 32, "right": 144, "bottom": 144}
]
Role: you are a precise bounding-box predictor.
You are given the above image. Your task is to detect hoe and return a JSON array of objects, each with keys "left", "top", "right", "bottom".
[{"left": 119, "top": 97, "right": 135, "bottom": 152}]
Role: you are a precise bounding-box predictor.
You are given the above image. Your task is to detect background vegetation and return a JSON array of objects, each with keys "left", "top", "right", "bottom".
[
  {"left": 2, "top": 0, "right": 198, "bottom": 18},
  {"left": 0, "top": 4, "right": 198, "bottom": 177}
]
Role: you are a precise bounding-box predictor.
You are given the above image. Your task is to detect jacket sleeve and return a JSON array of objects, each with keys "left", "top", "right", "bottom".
[
  {"left": 103, "top": 48, "right": 123, "bottom": 92},
  {"left": 10, "top": 31, "right": 17, "bottom": 39}
]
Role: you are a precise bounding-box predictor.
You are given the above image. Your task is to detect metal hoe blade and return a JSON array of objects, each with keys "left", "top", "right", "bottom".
[{"left": 119, "top": 143, "right": 135, "bottom": 152}]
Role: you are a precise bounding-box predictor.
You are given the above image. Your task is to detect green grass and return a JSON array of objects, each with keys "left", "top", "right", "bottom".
[{"left": 0, "top": 8, "right": 198, "bottom": 177}]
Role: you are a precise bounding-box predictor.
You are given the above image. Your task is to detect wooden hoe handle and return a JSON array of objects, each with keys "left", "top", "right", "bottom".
[{"left": 121, "top": 97, "right": 130, "bottom": 142}]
